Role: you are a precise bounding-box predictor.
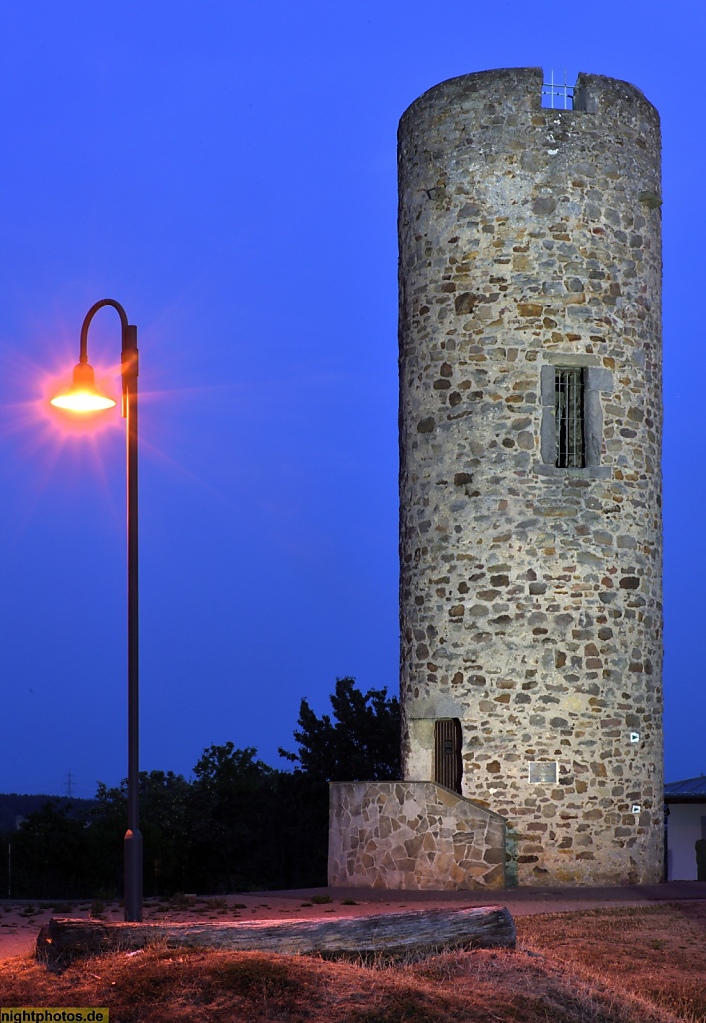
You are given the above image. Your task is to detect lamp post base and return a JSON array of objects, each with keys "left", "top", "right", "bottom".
[{"left": 124, "top": 828, "right": 144, "bottom": 921}]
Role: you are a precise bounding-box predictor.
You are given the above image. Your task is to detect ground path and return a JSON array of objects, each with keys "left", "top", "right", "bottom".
[{"left": 1, "top": 880, "right": 704, "bottom": 961}]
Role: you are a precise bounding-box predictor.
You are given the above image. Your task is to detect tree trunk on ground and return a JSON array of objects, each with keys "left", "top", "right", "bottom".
[{"left": 37, "top": 905, "right": 515, "bottom": 962}]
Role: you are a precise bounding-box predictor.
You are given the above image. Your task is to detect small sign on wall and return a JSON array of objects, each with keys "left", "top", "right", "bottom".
[{"left": 528, "top": 761, "right": 558, "bottom": 784}]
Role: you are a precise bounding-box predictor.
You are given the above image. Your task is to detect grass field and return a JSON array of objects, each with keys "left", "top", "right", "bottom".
[
  {"left": 518, "top": 901, "right": 706, "bottom": 1023},
  {"left": 0, "top": 901, "right": 703, "bottom": 1022}
]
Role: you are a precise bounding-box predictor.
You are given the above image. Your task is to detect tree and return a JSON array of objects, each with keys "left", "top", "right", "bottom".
[
  {"left": 274, "top": 678, "right": 401, "bottom": 888},
  {"left": 189, "top": 744, "right": 279, "bottom": 891},
  {"left": 10, "top": 800, "right": 94, "bottom": 898},
  {"left": 2, "top": 679, "right": 402, "bottom": 897},
  {"left": 280, "top": 676, "right": 401, "bottom": 781},
  {"left": 90, "top": 770, "right": 193, "bottom": 897}
]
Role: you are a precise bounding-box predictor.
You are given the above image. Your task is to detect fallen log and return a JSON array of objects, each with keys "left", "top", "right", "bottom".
[{"left": 37, "top": 905, "right": 515, "bottom": 962}]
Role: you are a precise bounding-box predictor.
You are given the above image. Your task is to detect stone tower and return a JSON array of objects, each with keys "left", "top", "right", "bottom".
[{"left": 398, "top": 68, "right": 663, "bottom": 886}]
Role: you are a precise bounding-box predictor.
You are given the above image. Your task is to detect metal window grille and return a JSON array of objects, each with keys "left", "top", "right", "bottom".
[
  {"left": 555, "top": 368, "right": 585, "bottom": 468},
  {"left": 541, "top": 69, "right": 574, "bottom": 110}
]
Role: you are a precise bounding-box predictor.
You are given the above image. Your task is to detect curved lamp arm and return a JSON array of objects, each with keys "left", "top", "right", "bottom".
[
  {"left": 79, "top": 298, "right": 138, "bottom": 419},
  {"left": 79, "top": 298, "right": 129, "bottom": 362}
]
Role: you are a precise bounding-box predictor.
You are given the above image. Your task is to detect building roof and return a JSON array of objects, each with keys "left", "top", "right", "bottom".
[{"left": 665, "top": 775, "right": 706, "bottom": 798}]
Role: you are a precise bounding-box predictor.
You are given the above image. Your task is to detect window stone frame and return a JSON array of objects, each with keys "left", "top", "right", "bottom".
[{"left": 536, "top": 355, "right": 613, "bottom": 479}]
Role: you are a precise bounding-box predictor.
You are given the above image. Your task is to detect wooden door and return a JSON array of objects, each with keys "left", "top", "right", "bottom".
[{"left": 434, "top": 718, "right": 462, "bottom": 794}]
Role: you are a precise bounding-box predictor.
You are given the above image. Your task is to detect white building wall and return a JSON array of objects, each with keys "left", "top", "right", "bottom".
[{"left": 666, "top": 803, "right": 706, "bottom": 880}]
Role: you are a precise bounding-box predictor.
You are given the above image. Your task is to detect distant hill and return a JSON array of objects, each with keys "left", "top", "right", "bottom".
[{"left": 0, "top": 793, "right": 97, "bottom": 832}]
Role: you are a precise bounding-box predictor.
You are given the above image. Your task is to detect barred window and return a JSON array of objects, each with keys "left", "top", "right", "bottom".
[
  {"left": 539, "top": 362, "right": 611, "bottom": 473},
  {"left": 555, "top": 368, "right": 585, "bottom": 468}
]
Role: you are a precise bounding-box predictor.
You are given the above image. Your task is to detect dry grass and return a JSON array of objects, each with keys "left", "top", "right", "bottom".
[
  {"left": 0, "top": 902, "right": 703, "bottom": 1022},
  {"left": 518, "top": 901, "right": 706, "bottom": 1023}
]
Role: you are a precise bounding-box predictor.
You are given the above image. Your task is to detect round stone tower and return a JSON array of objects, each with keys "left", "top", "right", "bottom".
[{"left": 398, "top": 68, "right": 663, "bottom": 885}]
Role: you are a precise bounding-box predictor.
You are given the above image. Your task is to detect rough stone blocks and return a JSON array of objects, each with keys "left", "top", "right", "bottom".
[
  {"left": 329, "top": 781, "right": 506, "bottom": 889},
  {"left": 398, "top": 68, "right": 664, "bottom": 886}
]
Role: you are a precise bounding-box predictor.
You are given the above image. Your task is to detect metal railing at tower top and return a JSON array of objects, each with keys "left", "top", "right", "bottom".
[{"left": 542, "top": 69, "right": 574, "bottom": 109}]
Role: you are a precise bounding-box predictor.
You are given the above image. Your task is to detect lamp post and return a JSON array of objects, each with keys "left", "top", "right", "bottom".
[{"left": 50, "top": 298, "right": 143, "bottom": 922}]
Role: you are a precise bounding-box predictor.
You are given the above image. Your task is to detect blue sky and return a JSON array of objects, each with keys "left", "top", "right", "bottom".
[{"left": 0, "top": 1, "right": 703, "bottom": 796}]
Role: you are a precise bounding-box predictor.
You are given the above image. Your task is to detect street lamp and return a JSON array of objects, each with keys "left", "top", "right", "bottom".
[{"left": 50, "top": 298, "right": 143, "bottom": 922}]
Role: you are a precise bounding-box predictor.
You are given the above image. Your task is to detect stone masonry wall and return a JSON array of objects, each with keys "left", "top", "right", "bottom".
[
  {"left": 329, "top": 781, "right": 506, "bottom": 889},
  {"left": 398, "top": 69, "right": 663, "bottom": 885}
]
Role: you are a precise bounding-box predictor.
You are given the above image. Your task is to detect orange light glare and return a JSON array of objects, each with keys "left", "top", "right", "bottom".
[{"left": 50, "top": 362, "right": 116, "bottom": 413}]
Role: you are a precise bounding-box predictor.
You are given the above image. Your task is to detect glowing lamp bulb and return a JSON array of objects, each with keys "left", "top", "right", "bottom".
[{"left": 50, "top": 362, "right": 116, "bottom": 412}]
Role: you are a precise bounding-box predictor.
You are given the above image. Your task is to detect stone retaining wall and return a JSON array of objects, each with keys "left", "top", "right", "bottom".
[{"left": 328, "top": 781, "right": 506, "bottom": 889}]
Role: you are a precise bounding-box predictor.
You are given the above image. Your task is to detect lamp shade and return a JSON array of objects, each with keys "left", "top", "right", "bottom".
[{"left": 50, "top": 362, "right": 116, "bottom": 412}]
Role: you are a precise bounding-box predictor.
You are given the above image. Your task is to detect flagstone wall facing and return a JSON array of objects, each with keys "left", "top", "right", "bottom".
[{"left": 329, "top": 781, "right": 506, "bottom": 890}]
